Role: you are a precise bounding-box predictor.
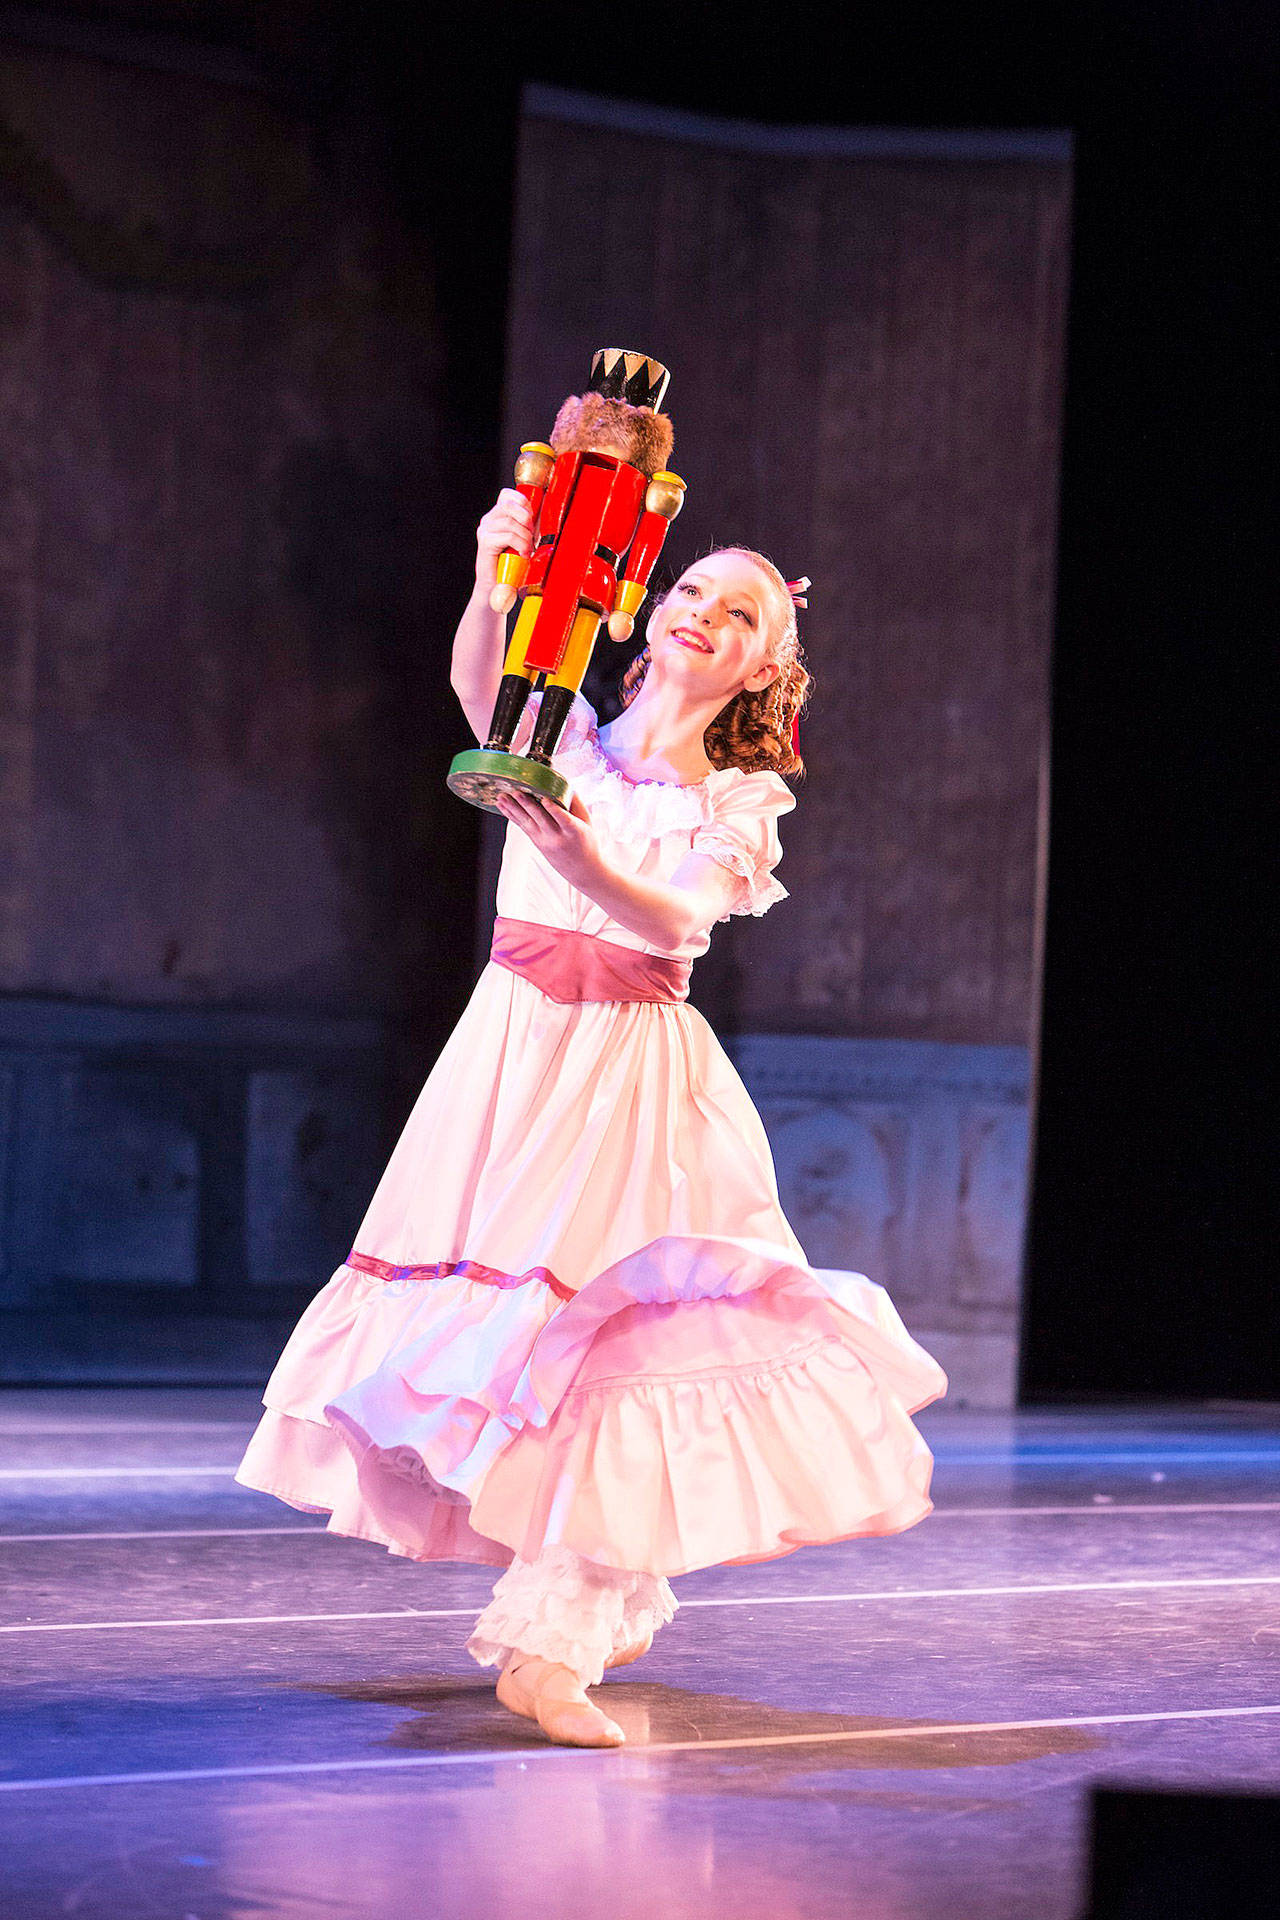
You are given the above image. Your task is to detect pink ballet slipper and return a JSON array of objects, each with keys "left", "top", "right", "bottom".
[{"left": 495, "top": 1651, "right": 626, "bottom": 1748}]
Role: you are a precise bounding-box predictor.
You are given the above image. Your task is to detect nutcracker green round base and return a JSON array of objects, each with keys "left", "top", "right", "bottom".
[{"left": 447, "top": 749, "right": 572, "bottom": 816}]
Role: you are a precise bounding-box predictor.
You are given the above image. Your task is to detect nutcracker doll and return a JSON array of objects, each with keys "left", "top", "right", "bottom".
[{"left": 447, "top": 348, "right": 686, "bottom": 815}]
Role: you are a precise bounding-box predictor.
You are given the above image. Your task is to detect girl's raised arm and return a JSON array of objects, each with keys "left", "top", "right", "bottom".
[{"left": 449, "top": 489, "right": 534, "bottom": 743}]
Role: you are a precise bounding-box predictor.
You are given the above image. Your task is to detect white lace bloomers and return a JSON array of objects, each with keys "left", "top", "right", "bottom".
[{"left": 465, "top": 1543, "right": 680, "bottom": 1688}]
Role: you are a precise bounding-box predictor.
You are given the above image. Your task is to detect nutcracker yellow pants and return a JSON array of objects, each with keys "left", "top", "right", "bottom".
[{"left": 502, "top": 597, "right": 601, "bottom": 693}]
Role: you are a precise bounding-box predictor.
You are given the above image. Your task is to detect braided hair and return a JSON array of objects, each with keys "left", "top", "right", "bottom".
[{"left": 618, "top": 546, "right": 813, "bottom": 777}]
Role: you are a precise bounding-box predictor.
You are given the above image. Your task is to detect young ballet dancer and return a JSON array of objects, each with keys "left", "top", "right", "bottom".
[{"left": 236, "top": 481, "right": 948, "bottom": 1749}]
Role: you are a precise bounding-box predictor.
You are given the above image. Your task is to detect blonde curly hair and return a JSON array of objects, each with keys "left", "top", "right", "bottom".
[{"left": 618, "top": 546, "right": 813, "bottom": 777}]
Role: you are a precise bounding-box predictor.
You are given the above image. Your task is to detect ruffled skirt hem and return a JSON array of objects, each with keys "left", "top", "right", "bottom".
[
  {"left": 234, "top": 1233, "right": 948, "bottom": 1579},
  {"left": 234, "top": 1405, "right": 516, "bottom": 1567}
]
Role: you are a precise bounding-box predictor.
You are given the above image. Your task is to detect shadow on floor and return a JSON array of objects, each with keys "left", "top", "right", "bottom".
[{"left": 307, "top": 1670, "right": 1104, "bottom": 1776}]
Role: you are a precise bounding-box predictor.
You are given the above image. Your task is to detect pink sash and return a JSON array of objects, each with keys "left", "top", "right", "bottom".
[{"left": 489, "top": 915, "right": 691, "bottom": 1005}]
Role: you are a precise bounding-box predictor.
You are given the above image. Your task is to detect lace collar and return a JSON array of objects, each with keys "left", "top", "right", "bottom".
[{"left": 555, "top": 701, "right": 740, "bottom": 840}]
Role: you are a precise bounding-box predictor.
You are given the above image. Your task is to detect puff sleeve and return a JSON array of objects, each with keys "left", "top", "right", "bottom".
[{"left": 689, "top": 770, "right": 797, "bottom": 921}]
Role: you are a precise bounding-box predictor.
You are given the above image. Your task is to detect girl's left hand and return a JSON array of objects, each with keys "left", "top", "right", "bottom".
[{"left": 493, "top": 787, "right": 602, "bottom": 889}]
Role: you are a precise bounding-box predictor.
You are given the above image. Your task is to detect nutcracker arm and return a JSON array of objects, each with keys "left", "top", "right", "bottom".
[
  {"left": 490, "top": 442, "right": 556, "bottom": 614},
  {"left": 607, "top": 471, "right": 687, "bottom": 641}
]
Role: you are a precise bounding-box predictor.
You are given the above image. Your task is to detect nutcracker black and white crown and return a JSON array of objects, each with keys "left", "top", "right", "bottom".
[{"left": 588, "top": 348, "right": 670, "bottom": 412}]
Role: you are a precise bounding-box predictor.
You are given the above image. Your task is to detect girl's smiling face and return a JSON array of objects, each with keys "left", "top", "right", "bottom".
[{"left": 647, "top": 552, "right": 782, "bottom": 702}]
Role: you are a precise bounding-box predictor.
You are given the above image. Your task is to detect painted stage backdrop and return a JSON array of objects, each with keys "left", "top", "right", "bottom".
[
  {"left": 0, "top": 23, "right": 456, "bottom": 1377},
  {"left": 479, "top": 87, "right": 1072, "bottom": 1406},
  {"left": 0, "top": 30, "right": 1068, "bottom": 1398}
]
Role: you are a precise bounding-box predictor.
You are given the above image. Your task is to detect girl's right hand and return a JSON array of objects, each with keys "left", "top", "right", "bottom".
[{"left": 475, "top": 488, "right": 535, "bottom": 593}]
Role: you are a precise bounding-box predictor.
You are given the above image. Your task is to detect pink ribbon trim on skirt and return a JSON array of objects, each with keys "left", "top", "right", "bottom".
[
  {"left": 489, "top": 915, "right": 692, "bottom": 1005},
  {"left": 345, "top": 1247, "right": 576, "bottom": 1303}
]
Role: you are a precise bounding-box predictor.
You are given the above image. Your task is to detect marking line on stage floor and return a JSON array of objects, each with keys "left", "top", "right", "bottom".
[
  {"left": 926, "top": 1502, "right": 1280, "bottom": 1517},
  {"left": 5, "top": 1502, "right": 1280, "bottom": 1544},
  {"left": 0, "top": 1467, "right": 239, "bottom": 1480},
  {"left": 0, "top": 1422, "right": 256, "bottom": 1435},
  {"left": 5, "top": 1573, "right": 1280, "bottom": 1636},
  {"left": 4, "top": 1446, "right": 1280, "bottom": 1482},
  {"left": 0, "top": 1526, "right": 333, "bottom": 1543},
  {"left": 2, "top": 1702, "right": 1279, "bottom": 1795},
  {"left": 928, "top": 1450, "right": 1280, "bottom": 1465}
]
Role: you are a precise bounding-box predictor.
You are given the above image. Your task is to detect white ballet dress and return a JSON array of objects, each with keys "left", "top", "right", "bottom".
[{"left": 235, "top": 690, "right": 948, "bottom": 1681}]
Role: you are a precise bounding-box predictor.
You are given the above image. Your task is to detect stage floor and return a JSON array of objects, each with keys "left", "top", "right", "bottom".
[{"left": 1, "top": 1391, "right": 1278, "bottom": 1918}]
